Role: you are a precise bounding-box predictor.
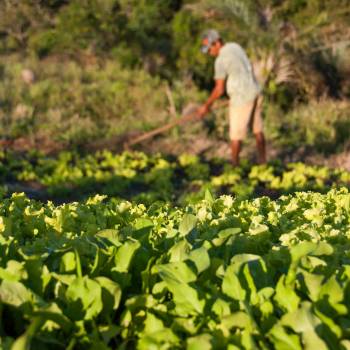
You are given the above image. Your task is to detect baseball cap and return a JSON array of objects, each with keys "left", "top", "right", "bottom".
[{"left": 201, "top": 29, "right": 221, "bottom": 53}]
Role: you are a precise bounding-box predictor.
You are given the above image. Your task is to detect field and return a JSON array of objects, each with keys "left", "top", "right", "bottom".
[
  {"left": 1, "top": 150, "right": 350, "bottom": 204},
  {"left": 0, "top": 151, "right": 350, "bottom": 349},
  {"left": 0, "top": 1, "right": 350, "bottom": 348}
]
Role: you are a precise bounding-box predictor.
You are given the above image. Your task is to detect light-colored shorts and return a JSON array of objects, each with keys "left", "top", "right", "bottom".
[{"left": 229, "top": 95, "right": 264, "bottom": 140}]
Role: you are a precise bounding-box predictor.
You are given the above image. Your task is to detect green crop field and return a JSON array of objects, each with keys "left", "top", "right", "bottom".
[
  {"left": 1, "top": 150, "right": 349, "bottom": 204},
  {"left": 1, "top": 0, "right": 349, "bottom": 348},
  {"left": 0, "top": 151, "right": 350, "bottom": 349}
]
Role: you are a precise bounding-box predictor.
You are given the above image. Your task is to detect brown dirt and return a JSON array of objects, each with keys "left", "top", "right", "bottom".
[{"left": 1, "top": 132, "right": 349, "bottom": 171}]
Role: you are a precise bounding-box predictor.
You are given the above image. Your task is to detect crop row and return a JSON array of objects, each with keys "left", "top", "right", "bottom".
[
  {"left": 0, "top": 189, "right": 350, "bottom": 349},
  {"left": 0, "top": 150, "right": 349, "bottom": 204}
]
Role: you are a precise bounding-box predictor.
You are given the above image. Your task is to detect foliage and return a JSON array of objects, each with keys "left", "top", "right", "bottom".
[
  {"left": 1, "top": 53, "right": 348, "bottom": 154},
  {"left": 1, "top": 0, "right": 349, "bottom": 93},
  {"left": 0, "top": 188, "right": 350, "bottom": 348},
  {"left": 0, "top": 1, "right": 349, "bottom": 344},
  {"left": 266, "top": 99, "right": 350, "bottom": 153},
  {"left": 0, "top": 57, "right": 204, "bottom": 146},
  {"left": 0, "top": 150, "right": 349, "bottom": 205},
  {"left": 0, "top": 0, "right": 349, "bottom": 154}
]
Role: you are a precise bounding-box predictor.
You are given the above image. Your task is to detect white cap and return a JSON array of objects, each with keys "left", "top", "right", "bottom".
[{"left": 201, "top": 29, "right": 221, "bottom": 53}]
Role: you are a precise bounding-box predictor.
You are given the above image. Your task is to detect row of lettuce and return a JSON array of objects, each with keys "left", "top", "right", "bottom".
[
  {"left": 1, "top": 150, "right": 349, "bottom": 204},
  {"left": 0, "top": 189, "right": 350, "bottom": 349}
]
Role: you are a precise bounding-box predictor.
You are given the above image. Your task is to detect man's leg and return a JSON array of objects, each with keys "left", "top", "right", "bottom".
[
  {"left": 229, "top": 99, "right": 251, "bottom": 166},
  {"left": 231, "top": 139, "right": 241, "bottom": 166},
  {"left": 252, "top": 96, "right": 266, "bottom": 164},
  {"left": 254, "top": 132, "right": 266, "bottom": 164}
]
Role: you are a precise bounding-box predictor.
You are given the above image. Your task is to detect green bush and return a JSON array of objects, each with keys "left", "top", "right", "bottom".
[
  {"left": 0, "top": 56, "right": 204, "bottom": 147},
  {"left": 266, "top": 99, "right": 350, "bottom": 153}
]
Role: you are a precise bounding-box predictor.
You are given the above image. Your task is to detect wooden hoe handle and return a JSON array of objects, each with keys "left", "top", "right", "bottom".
[{"left": 126, "top": 100, "right": 228, "bottom": 148}]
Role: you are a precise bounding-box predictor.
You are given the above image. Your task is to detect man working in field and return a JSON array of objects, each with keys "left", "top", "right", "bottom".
[{"left": 197, "top": 29, "right": 266, "bottom": 165}]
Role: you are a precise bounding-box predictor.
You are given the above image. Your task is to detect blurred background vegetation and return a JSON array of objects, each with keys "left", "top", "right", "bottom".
[{"left": 0, "top": 0, "right": 349, "bottom": 162}]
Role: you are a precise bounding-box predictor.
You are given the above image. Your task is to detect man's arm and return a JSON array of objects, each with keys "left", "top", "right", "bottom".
[{"left": 197, "top": 79, "right": 225, "bottom": 118}]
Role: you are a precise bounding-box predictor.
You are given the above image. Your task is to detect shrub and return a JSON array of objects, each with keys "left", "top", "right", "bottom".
[
  {"left": 0, "top": 55, "right": 204, "bottom": 148},
  {"left": 267, "top": 99, "right": 350, "bottom": 153}
]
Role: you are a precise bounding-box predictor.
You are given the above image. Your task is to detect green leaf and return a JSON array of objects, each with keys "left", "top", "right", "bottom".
[
  {"left": 187, "top": 333, "right": 212, "bottom": 350},
  {"left": 222, "top": 265, "right": 246, "bottom": 301},
  {"left": 96, "top": 229, "right": 120, "bottom": 246},
  {"left": 220, "top": 312, "right": 253, "bottom": 331},
  {"left": 172, "top": 317, "right": 199, "bottom": 335},
  {"left": 290, "top": 242, "right": 333, "bottom": 264},
  {"left": 156, "top": 262, "right": 196, "bottom": 284},
  {"left": 137, "top": 329, "right": 179, "bottom": 350},
  {"left": 152, "top": 281, "right": 167, "bottom": 296},
  {"left": 156, "top": 263, "right": 204, "bottom": 315},
  {"left": 179, "top": 214, "right": 197, "bottom": 237},
  {"left": 134, "top": 218, "right": 153, "bottom": 230},
  {"left": 95, "top": 276, "right": 121, "bottom": 310},
  {"left": 25, "top": 260, "right": 51, "bottom": 296},
  {"left": 60, "top": 251, "right": 76, "bottom": 273},
  {"left": 319, "top": 275, "right": 346, "bottom": 314},
  {"left": 204, "top": 189, "right": 214, "bottom": 203},
  {"left": 300, "top": 270, "right": 323, "bottom": 302},
  {"left": 274, "top": 275, "right": 300, "bottom": 312},
  {"left": 227, "top": 345, "right": 241, "bottom": 350},
  {"left": 341, "top": 340, "right": 350, "bottom": 350},
  {"left": 286, "top": 242, "right": 333, "bottom": 285},
  {"left": 33, "top": 302, "right": 72, "bottom": 332},
  {"left": 170, "top": 283, "right": 205, "bottom": 315},
  {"left": 0, "top": 216, "right": 12, "bottom": 236},
  {"left": 143, "top": 312, "right": 164, "bottom": 334},
  {"left": 114, "top": 239, "right": 140, "bottom": 272},
  {"left": 212, "top": 227, "right": 241, "bottom": 246},
  {"left": 212, "top": 298, "right": 231, "bottom": 318},
  {"left": 188, "top": 246, "right": 210, "bottom": 274},
  {"left": 268, "top": 325, "right": 302, "bottom": 350},
  {"left": 125, "top": 294, "right": 156, "bottom": 312},
  {"left": 314, "top": 306, "right": 342, "bottom": 339},
  {"left": 241, "top": 328, "right": 259, "bottom": 349},
  {"left": 65, "top": 276, "right": 102, "bottom": 320},
  {"left": 0, "top": 261, "right": 27, "bottom": 282},
  {"left": 0, "top": 280, "right": 32, "bottom": 307},
  {"left": 222, "top": 255, "right": 263, "bottom": 302},
  {"left": 241, "top": 259, "right": 269, "bottom": 305},
  {"left": 280, "top": 302, "right": 328, "bottom": 350},
  {"left": 230, "top": 254, "right": 263, "bottom": 273},
  {"left": 74, "top": 249, "right": 82, "bottom": 278},
  {"left": 168, "top": 240, "right": 191, "bottom": 262},
  {"left": 51, "top": 273, "right": 76, "bottom": 286}
]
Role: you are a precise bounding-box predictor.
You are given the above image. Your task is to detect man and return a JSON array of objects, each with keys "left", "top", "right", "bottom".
[{"left": 197, "top": 29, "right": 266, "bottom": 166}]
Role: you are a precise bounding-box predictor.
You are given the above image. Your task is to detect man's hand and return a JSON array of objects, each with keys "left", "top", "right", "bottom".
[
  {"left": 196, "top": 79, "right": 225, "bottom": 120},
  {"left": 196, "top": 104, "right": 209, "bottom": 119}
]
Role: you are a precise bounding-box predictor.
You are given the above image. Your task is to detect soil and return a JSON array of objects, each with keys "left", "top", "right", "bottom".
[{"left": 1, "top": 131, "right": 349, "bottom": 171}]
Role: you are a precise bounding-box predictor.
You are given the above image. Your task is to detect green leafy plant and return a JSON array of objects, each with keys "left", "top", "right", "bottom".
[{"left": 0, "top": 188, "right": 349, "bottom": 348}]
